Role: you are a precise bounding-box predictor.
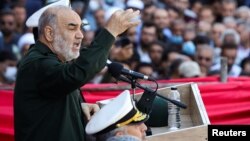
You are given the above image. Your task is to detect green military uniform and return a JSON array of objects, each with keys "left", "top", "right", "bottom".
[{"left": 14, "top": 29, "right": 114, "bottom": 141}]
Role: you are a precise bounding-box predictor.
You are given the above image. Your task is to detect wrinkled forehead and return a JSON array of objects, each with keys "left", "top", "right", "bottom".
[{"left": 57, "top": 9, "right": 82, "bottom": 26}]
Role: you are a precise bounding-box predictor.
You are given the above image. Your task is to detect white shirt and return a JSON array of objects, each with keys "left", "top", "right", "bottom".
[
  {"left": 136, "top": 45, "right": 151, "bottom": 63},
  {"left": 211, "top": 63, "right": 242, "bottom": 77},
  {"left": 236, "top": 45, "right": 250, "bottom": 65}
]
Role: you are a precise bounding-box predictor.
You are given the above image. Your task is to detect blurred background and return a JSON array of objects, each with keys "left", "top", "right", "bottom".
[{"left": 0, "top": 0, "right": 250, "bottom": 85}]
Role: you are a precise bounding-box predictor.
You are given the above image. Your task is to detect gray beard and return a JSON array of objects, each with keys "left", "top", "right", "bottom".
[{"left": 52, "top": 31, "right": 79, "bottom": 61}]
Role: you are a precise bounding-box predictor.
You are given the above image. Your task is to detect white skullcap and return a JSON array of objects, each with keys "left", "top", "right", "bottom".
[
  {"left": 18, "top": 33, "right": 35, "bottom": 50},
  {"left": 126, "top": 0, "right": 144, "bottom": 10}
]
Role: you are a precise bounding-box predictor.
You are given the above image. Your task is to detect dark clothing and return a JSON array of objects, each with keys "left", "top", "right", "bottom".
[
  {"left": 14, "top": 29, "right": 114, "bottom": 141},
  {"left": 0, "top": 33, "right": 21, "bottom": 59}
]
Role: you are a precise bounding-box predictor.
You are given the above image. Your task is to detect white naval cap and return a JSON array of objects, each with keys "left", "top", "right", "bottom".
[
  {"left": 86, "top": 90, "right": 148, "bottom": 135},
  {"left": 25, "top": 0, "right": 71, "bottom": 27}
]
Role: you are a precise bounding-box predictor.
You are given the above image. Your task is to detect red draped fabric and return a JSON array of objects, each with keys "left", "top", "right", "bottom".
[
  {"left": 0, "top": 90, "right": 14, "bottom": 141},
  {"left": 199, "top": 82, "right": 250, "bottom": 124},
  {"left": 1, "top": 76, "right": 250, "bottom": 141}
]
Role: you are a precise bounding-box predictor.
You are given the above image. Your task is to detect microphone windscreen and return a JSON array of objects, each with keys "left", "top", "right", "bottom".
[{"left": 107, "top": 62, "right": 124, "bottom": 78}]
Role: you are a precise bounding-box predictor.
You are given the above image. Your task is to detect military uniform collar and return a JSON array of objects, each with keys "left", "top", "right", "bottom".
[
  {"left": 35, "top": 40, "right": 55, "bottom": 56},
  {"left": 34, "top": 40, "right": 69, "bottom": 63}
]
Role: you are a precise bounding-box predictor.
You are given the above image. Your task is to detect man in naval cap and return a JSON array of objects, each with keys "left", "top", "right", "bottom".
[{"left": 86, "top": 90, "right": 149, "bottom": 141}]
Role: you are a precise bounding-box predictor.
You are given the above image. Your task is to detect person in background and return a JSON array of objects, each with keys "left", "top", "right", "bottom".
[
  {"left": 167, "top": 58, "right": 184, "bottom": 79},
  {"left": 0, "top": 9, "right": 21, "bottom": 60},
  {"left": 134, "top": 22, "right": 157, "bottom": 63},
  {"left": 135, "top": 62, "right": 154, "bottom": 80},
  {"left": 11, "top": 3, "right": 27, "bottom": 34},
  {"left": 240, "top": 57, "right": 250, "bottom": 76},
  {"left": 167, "top": 6, "right": 182, "bottom": 22},
  {"left": 126, "top": 0, "right": 144, "bottom": 11},
  {"left": 178, "top": 60, "right": 201, "bottom": 78},
  {"left": 148, "top": 40, "right": 165, "bottom": 79},
  {"left": 124, "top": 26, "right": 137, "bottom": 45},
  {"left": 71, "top": 0, "right": 84, "bottom": 18},
  {"left": 210, "top": 23, "right": 226, "bottom": 48},
  {"left": 93, "top": 8, "right": 106, "bottom": 32},
  {"left": 191, "top": 0, "right": 202, "bottom": 16},
  {"left": 235, "top": 22, "right": 250, "bottom": 65},
  {"left": 221, "top": 0, "right": 237, "bottom": 18},
  {"left": 81, "top": 30, "right": 95, "bottom": 47},
  {"left": 195, "top": 44, "right": 214, "bottom": 76},
  {"left": 0, "top": 51, "right": 17, "bottom": 85},
  {"left": 183, "top": 24, "right": 196, "bottom": 42},
  {"left": 234, "top": 6, "right": 250, "bottom": 22},
  {"left": 168, "top": 19, "right": 184, "bottom": 46},
  {"left": 196, "top": 20, "right": 212, "bottom": 36},
  {"left": 210, "top": 43, "right": 241, "bottom": 77},
  {"left": 152, "top": 8, "right": 171, "bottom": 43},
  {"left": 223, "top": 16, "right": 237, "bottom": 29},
  {"left": 198, "top": 6, "right": 215, "bottom": 24},
  {"left": 160, "top": 49, "right": 191, "bottom": 79},
  {"left": 141, "top": 2, "right": 156, "bottom": 23},
  {"left": 221, "top": 29, "right": 240, "bottom": 45},
  {"left": 112, "top": 36, "right": 134, "bottom": 64}
]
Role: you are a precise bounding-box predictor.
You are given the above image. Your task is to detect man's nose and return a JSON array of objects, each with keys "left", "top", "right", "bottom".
[
  {"left": 76, "top": 30, "right": 84, "bottom": 39},
  {"left": 141, "top": 123, "right": 147, "bottom": 131},
  {"left": 201, "top": 60, "right": 206, "bottom": 65}
]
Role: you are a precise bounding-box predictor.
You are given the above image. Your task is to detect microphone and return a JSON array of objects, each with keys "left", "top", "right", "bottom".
[
  {"left": 106, "top": 60, "right": 187, "bottom": 109},
  {"left": 107, "top": 62, "right": 154, "bottom": 81}
]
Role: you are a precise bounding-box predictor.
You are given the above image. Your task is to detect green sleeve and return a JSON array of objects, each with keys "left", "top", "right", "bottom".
[{"left": 37, "top": 28, "right": 115, "bottom": 97}]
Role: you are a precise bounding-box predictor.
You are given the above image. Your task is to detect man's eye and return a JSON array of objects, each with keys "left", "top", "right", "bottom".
[{"left": 69, "top": 27, "right": 76, "bottom": 30}]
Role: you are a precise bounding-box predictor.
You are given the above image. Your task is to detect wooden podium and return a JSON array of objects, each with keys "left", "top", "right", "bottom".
[
  {"left": 134, "top": 82, "right": 210, "bottom": 141},
  {"left": 96, "top": 82, "right": 210, "bottom": 141}
]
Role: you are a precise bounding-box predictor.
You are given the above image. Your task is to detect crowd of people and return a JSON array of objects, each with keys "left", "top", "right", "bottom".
[
  {"left": 1, "top": 0, "right": 250, "bottom": 85},
  {"left": 0, "top": 0, "right": 249, "bottom": 141}
]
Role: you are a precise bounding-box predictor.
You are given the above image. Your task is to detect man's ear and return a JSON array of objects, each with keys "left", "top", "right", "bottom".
[{"left": 44, "top": 26, "right": 54, "bottom": 42}]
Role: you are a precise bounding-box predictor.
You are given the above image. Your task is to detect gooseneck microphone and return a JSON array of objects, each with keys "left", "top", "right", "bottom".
[
  {"left": 107, "top": 62, "right": 154, "bottom": 81},
  {"left": 106, "top": 60, "right": 187, "bottom": 109}
]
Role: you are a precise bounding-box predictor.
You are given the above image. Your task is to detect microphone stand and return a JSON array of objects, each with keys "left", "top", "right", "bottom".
[
  {"left": 130, "top": 77, "right": 137, "bottom": 101},
  {"left": 117, "top": 76, "right": 187, "bottom": 137},
  {"left": 117, "top": 76, "right": 187, "bottom": 109}
]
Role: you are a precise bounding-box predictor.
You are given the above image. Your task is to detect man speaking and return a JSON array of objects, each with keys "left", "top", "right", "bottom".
[{"left": 14, "top": 0, "right": 140, "bottom": 141}]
